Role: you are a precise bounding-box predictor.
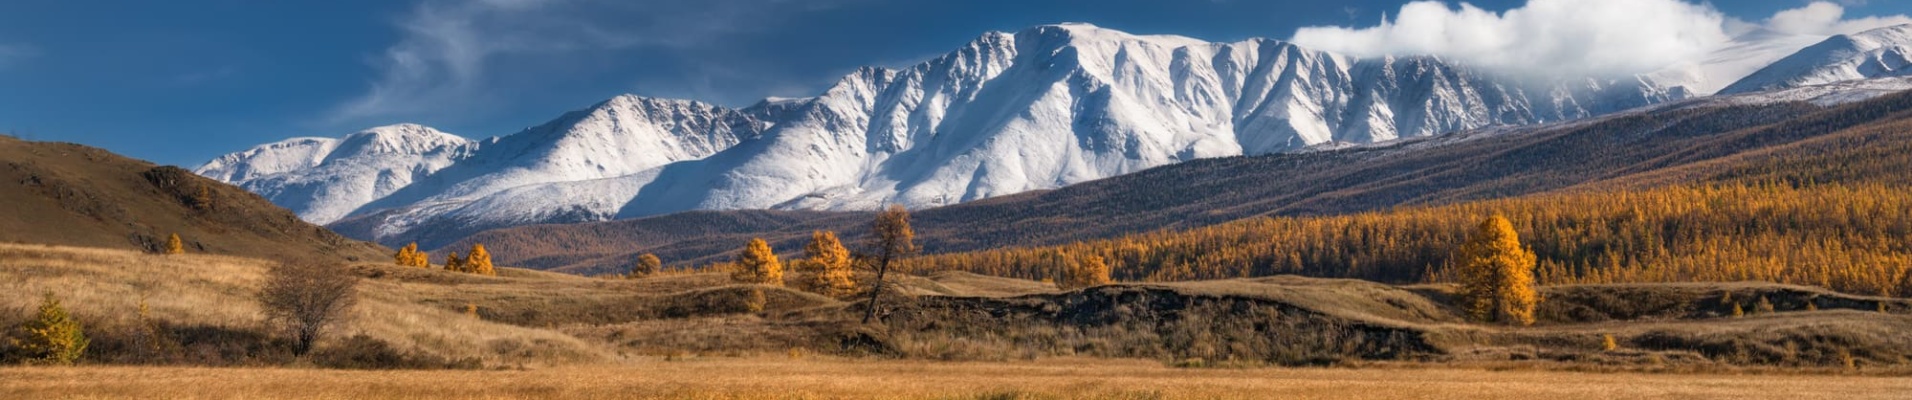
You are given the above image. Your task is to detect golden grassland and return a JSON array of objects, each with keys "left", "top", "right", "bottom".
[
  {"left": 5, "top": 357, "right": 1912, "bottom": 400},
  {"left": 0, "top": 243, "right": 609, "bottom": 366},
  {"left": 8, "top": 241, "right": 1912, "bottom": 399}
]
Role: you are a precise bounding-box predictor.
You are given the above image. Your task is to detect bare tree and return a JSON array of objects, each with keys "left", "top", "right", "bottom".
[
  {"left": 862, "top": 205, "right": 917, "bottom": 324},
  {"left": 259, "top": 260, "right": 359, "bottom": 355}
]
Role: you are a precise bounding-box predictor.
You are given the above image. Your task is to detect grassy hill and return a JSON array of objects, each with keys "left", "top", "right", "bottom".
[{"left": 0, "top": 135, "right": 386, "bottom": 262}]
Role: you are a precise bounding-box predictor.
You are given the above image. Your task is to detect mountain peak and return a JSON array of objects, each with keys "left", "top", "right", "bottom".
[
  {"left": 1850, "top": 23, "right": 1912, "bottom": 42},
  {"left": 332, "top": 124, "right": 470, "bottom": 159},
  {"left": 1016, "top": 22, "right": 1209, "bottom": 49},
  {"left": 1720, "top": 23, "right": 1912, "bottom": 94}
]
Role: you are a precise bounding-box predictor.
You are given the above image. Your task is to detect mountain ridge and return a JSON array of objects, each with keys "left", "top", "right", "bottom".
[{"left": 202, "top": 22, "right": 1912, "bottom": 248}]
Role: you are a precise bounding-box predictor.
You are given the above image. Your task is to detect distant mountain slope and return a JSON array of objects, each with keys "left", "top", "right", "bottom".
[
  {"left": 1722, "top": 25, "right": 1912, "bottom": 94},
  {"left": 444, "top": 79, "right": 1912, "bottom": 275},
  {"left": 0, "top": 135, "right": 387, "bottom": 262}
]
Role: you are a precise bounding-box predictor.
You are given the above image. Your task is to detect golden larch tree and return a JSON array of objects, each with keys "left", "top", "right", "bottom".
[
  {"left": 395, "top": 243, "right": 428, "bottom": 267},
  {"left": 863, "top": 205, "right": 917, "bottom": 324},
  {"left": 1058, "top": 253, "right": 1113, "bottom": 290},
  {"left": 15, "top": 292, "right": 88, "bottom": 365},
  {"left": 732, "top": 238, "right": 784, "bottom": 286},
  {"left": 393, "top": 244, "right": 410, "bottom": 266},
  {"left": 632, "top": 253, "right": 662, "bottom": 278},
  {"left": 444, "top": 252, "right": 466, "bottom": 273},
  {"left": 1453, "top": 215, "right": 1539, "bottom": 325},
  {"left": 466, "top": 244, "right": 496, "bottom": 276},
  {"left": 163, "top": 233, "right": 185, "bottom": 255},
  {"left": 793, "top": 231, "right": 856, "bottom": 297}
]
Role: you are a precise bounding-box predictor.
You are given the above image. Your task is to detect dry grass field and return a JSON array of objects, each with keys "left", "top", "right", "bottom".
[
  {"left": 6, "top": 243, "right": 1912, "bottom": 399},
  {"left": 4, "top": 357, "right": 1912, "bottom": 399},
  {"left": 0, "top": 243, "right": 608, "bottom": 366}
]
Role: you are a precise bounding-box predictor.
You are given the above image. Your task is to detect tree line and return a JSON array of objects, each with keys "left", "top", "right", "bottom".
[{"left": 904, "top": 183, "right": 1912, "bottom": 297}]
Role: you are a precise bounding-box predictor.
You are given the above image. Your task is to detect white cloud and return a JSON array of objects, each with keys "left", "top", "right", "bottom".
[
  {"left": 1764, "top": 1, "right": 1912, "bottom": 36},
  {"left": 330, "top": 0, "right": 617, "bottom": 124},
  {"left": 1289, "top": 0, "right": 1912, "bottom": 79}
]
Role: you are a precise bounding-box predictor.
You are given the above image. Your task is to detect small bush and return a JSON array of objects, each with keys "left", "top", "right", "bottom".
[
  {"left": 162, "top": 234, "right": 184, "bottom": 255},
  {"left": 632, "top": 253, "right": 662, "bottom": 278},
  {"left": 745, "top": 289, "right": 768, "bottom": 313},
  {"left": 12, "top": 293, "right": 89, "bottom": 365}
]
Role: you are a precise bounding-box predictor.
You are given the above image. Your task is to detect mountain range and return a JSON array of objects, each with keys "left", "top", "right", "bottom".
[{"left": 199, "top": 23, "right": 1912, "bottom": 248}]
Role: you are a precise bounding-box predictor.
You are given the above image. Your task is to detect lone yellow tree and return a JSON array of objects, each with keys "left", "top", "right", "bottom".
[
  {"left": 466, "top": 244, "right": 496, "bottom": 276},
  {"left": 732, "top": 238, "right": 784, "bottom": 286},
  {"left": 394, "top": 244, "right": 412, "bottom": 266},
  {"left": 793, "top": 231, "right": 856, "bottom": 297},
  {"left": 863, "top": 205, "right": 917, "bottom": 324},
  {"left": 16, "top": 292, "right": 88, "bottom": 365},
  {"left": 1453, "top": 215, "right": 1539, "bottom": 325},
  {"left": 163, "top": 233, "right": 185, "bottom": 255},
  {"left": 631, "top": 253, "right": 662, "bottom": 278},
  {"left": 1058, "top": 253, "right": 1113, "bottom": 290},
  {"left": 394, "top": 243, "right": 430, "bottom": 267}
]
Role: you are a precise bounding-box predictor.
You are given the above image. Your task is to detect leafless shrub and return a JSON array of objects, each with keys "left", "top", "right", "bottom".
[{"left": 258, "top": 260, "right": 358, "bottom": 356}]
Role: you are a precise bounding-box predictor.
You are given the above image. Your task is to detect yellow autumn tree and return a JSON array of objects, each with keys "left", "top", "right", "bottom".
[
  {"left": 793, "top": 231, "right": 856, "bottom": 297},
  {"left": 444, "top": 252, "right": 466, "bottom": 273},
  {"left": 163, "top": 233, "right": 185, "bottom": 255},
  {"left": 862, "top": 205, "right": 917, "bottom": 324},
  {"left": 1453, "top": 215, "right": 1539, "bottom": 325},
  {"left": 732, "top": 238, "right": 784, "bottom": 286},
  {"left": 15, "top": 292, "right": 89, "bottom": 365},
  {"left": 631, "top": 253, "right": 662, "bottom": 278},
  {"left": 1057, "top": 253, "right": 1113, "bottom": 290},
  {"left": 466, "top": 244, "right": 496, "bottom": 276},
  {"left": 394, "top": 244, "right": 414, "bottom": 266},
  {"left": 395, "top": 243, "right": 430, "bottom": 267}
]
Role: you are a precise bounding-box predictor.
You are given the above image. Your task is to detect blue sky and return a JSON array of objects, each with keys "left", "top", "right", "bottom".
[{"left": 1, "top": 0, "right": 1908, "bottom": 167}]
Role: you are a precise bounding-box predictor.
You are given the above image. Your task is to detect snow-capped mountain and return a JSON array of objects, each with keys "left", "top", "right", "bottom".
[
  {"left": 197, "top": 124, "right": 474, "bottom": 224},
  {"left": 202, "top": 23, "right": 1912, "bottom": 247},
  {"left": 1721, "top": 24, "right": 1912, "bottom": 94},
  {"left": 615, "top": 24, "right": 1681, "bottom": 219},
  {"left": 197, "top": 96, "right": 765, "bottom": 226},
  {"left": 1645, "top": 27, "right": 1832, "bottom": 96}
]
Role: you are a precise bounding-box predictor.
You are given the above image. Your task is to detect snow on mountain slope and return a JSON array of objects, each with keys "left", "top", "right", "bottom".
[
  {"left": 1645, "top": 28, "right": 1831, "bottom": 96},
  {"left": 201, "top": 95, "right": 766, "bottom": 230},
  {"left": 1721, "top": 24, "right": 1912, "bottom": 94},
  {"left": 192, "top": 124, "right": 474, "bottom": 224},
  {"left": 614, "top": 23, "right": 1682, "bottom": 218},
  {"left": 196, "top": 136, "right": 340, "bottom": 183},
  {"left": 215, "top": 23, "right": 1739, "bottom": 247},
  {"left": 363, "top": 95, "right": 765, "bottom": 209}
]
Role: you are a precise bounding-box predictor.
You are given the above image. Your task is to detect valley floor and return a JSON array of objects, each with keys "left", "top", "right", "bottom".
[{"left": 4, "top": 358, "right": 1910, "bottom": 399}]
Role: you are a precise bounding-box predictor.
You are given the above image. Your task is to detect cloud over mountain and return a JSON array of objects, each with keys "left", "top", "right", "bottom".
[{"left": 1290, "top": 0, "right": 1911, "bottom": 79}]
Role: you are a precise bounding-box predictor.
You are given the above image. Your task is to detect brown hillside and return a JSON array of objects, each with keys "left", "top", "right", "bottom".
[
  {"left": 444, "top": 89, "right": 1912, "bottom": 275},
  {"left": 0, "top": 135, "right": 386, "bottom": 262}
]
